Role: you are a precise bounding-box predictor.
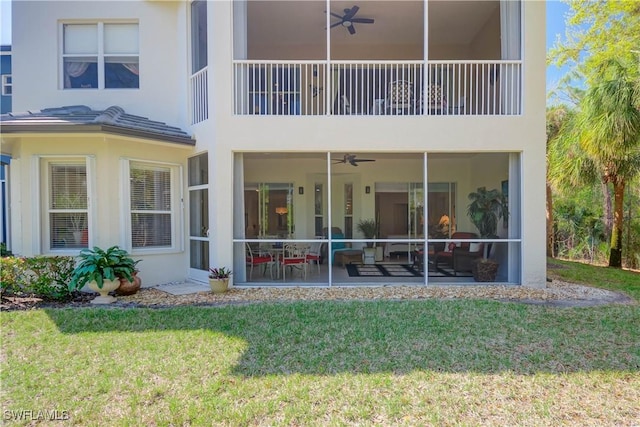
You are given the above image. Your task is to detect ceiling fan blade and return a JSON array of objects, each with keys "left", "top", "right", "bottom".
[
  {"left": 344, "top": 5, "right": 359, "bottom": 19},
  {"left": 330, "top": 21, "right": 343, "bottom": 28},
  {"left": 354, "top": 159, "right": 375, "bottom": 163},
  {"left": 347, "top": 24, "right": 356, "bottom": 35},
  {"left": 329, "top": 12, "right": 344, "bottom": 19},
  {"left": 351, "top": 18, "right": 374, "bottom": 24}
]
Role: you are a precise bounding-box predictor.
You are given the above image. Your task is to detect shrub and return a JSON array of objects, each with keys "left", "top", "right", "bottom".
[{"left": 0, "top": 256, "right": 76, "bottom": 301}]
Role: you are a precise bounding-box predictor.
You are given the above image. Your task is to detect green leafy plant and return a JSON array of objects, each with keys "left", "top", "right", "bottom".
[
  {"left": 357, "top": 218, "right": 378, "bottom": 248},
  {"left": 1, "top": 256, "right": 76, "bottom": 300},
  {"left": 68, "top": 246, "right": 139, "bottom": 290},
  {"left": 209, "top": 267, "right": 232, "bottom": 279},
  {"left": 467, "top": 187, "right": 509, "bottom": 239}
]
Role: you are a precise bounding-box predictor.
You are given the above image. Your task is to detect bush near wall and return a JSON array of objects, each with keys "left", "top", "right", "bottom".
[{"left": 0, "top": 256, "right": 76, "bottom": 301}]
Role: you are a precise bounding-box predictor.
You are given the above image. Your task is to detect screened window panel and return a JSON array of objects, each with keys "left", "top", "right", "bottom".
[
  {"left": 188, "top": 153, "right": 208, "bottom": 186},
  {"left": 64, "top": 24, "right": 98, "bottom": 54},
  {"left": 130, "top": 163, "right": 173, "bottom": 248},
  {"left": 48, "top": 163, "right": 88, "bottom": 249},
  {"left": 191, "top": 0, "right": 208, "bottom": 73}
]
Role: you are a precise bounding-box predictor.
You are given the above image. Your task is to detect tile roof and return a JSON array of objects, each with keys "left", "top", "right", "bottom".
[{"left": 0, "top": 105, "right": 195, "bottom": 146}]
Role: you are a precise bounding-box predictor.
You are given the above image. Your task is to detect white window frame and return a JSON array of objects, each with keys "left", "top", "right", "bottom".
[
  {"left": 60, "top": 21, "right": 139, "bottom": 90},
  {"left": 122, "top": 159, "right": 183, "bottom": 255},
  {"left": 1, "top": 75, "right": 11, "bottom": 96},
  {"left": 39, "top": 156, "right": 95, "bottom": 254}
]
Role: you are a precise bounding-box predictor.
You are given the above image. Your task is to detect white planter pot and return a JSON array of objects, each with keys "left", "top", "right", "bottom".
[
  {"left": 362, "top": 247, "right": 376, "bottom": 265},
  {"left": 88, "top": 279, "right": 120, "bottom": 304}
]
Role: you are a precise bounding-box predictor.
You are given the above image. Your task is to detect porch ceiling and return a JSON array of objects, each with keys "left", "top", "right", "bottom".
[{"left": 247, "top": 0, "right": 499, "bottom": 48}]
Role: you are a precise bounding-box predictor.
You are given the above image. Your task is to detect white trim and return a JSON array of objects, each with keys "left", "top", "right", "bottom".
[
  {"left": 122, "top": 157, "right": 183, "bottom": 255},
  {"left": 60, "top": 20, "right": 139, "bottom": 90},
  {"left": 37, "top": 155, "right": 94, "bottom": 255},
  {"left": 1, "top": 74, "right": 11, "bottom": 96}
]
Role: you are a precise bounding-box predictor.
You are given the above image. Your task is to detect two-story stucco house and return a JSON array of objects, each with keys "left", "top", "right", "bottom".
[{"left": 0, "top": 0, "right": 546, "bottom": 288}]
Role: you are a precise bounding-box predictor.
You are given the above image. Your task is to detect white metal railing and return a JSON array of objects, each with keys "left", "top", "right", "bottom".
[
  {"left": 233, "top": 60, "right": 522, "bottom": 116},
  {"left": 190, "top": 67, "right": 208, "bottom": 124}
]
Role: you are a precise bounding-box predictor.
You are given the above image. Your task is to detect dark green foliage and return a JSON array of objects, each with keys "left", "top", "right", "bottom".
[
  {"left": 0, "top": 243, "right": 12, "bottom": 257},
  {"left": 467, "top": 187, "right": 508, "bottom": 238},
  {"left": 68, "top": 246, "right": 139, "bottom": 290},
  {"left": 0, "top": 256, "right": 75, "bottom": 300},
  {"left": 553, "top": 182, "right": 640, "bottom": 268}
]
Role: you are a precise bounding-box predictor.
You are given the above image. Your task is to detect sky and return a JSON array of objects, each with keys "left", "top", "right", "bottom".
[{"left": 1, "top": 0, "right": 573, "bottom": 93}]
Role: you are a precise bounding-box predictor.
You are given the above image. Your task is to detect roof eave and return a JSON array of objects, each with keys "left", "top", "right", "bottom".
[{"left": 0, "top": 123, "right": 195, "bottom": 146}]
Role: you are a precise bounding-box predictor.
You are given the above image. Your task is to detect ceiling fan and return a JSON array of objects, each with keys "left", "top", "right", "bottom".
[
  {"left": 329, "top": 5, "right": 375, "bottom": 35},
  {"left": 332, "top": 154, "right": 376, "bottom": 167}
]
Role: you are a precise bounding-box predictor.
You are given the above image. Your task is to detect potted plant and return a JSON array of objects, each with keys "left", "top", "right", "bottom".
[
  {"left": 115, "top": 259, "right": 143, "bottom": 296},
  {"left": 356, "top": 218, "right": 377, "bottom": 248},
  {"left": 208, "top": 267, "right": 232, "bottom": 293},
  {"left": 357, "top": 218, "right": 378, "bottom": 264},
  {"left": 68, "top": 246, "right": 139, "bottom": 304},
  {"left": 467, "top": 187, "right": 508, "bottom": 281}
]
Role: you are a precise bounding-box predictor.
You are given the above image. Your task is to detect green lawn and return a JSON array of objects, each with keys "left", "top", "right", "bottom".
[
  {"left": 548, "top": 257, "right": 640, "bottom": 300},
  {"left": 1, "top": 260, "right": 639, "bottom": 425}
]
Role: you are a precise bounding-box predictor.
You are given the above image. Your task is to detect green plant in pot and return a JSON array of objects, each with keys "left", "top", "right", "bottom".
[
  {"left": 208, "top": 267, "right": 232, "bottom": 293},
  {"left": 356, "top": 218, "right": 377, "bottom": 248},
  {"left": 68, "top": 246, "right": 139, "bottom": 304},
  {"left": 467, "top": 187, "right": 508, "bottom": 281}
]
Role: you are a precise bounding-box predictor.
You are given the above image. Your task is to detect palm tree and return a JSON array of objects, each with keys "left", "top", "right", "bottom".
[
  {"left": 546, "top": 105, "right": 571, "bottom": 257},
  {"left": 550, "top": 59, "right": 640, "bottom": 267}
]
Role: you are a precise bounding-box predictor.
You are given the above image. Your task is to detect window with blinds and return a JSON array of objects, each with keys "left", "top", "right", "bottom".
[
  {"left": 48, "top": 163, "right": 88, "bottom": 249},
  {"left": 130, "top": 162, "right": 173, "bottom": 248}
]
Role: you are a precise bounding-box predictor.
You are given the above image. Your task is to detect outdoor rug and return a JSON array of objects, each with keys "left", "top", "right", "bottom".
[
  {"left": 428, "top": 262, "right": 474, "bottom": 278},
  {"left": 346, "top": 264, "right": 423, "bottom": 277},
  {"left": 346, "top": 263, "right": 474, "bottom": 278}
]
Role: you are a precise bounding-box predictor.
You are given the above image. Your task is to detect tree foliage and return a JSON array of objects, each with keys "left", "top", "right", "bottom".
[
  {"left": 548, "top": 1, "right": 640, "bottom": 268},
  {"left": 549, "top": 0, "right": 640, "bottom": 87}
]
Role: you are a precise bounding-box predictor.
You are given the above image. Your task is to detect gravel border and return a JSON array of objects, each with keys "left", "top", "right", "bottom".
[{"left": 2, "top": 279, "right": 635, "bottom": 311}]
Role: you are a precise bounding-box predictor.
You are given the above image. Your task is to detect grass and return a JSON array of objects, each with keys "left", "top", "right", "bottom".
[
  {"left": 1, "top": 260, "right": 639, "bottom": 425},
  {"left": 548, "top": 257, "right": 640, "bottom": 300}
]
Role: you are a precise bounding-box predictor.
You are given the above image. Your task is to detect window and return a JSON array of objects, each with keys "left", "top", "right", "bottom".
[
  {"left": 62, "top": 22, "right": 139, "bottom": 89},
  {"left": 191, "top": 1, "right": 208, "bottom": 74},
  {"left": 128, "top": 161, "right": 180, "bottom": 250},
  {"left": 42, "top": 159, "right": 90, "bottom": 251},
  {"left": 1, "top": 75, "right": 11, "bottom": 96}
]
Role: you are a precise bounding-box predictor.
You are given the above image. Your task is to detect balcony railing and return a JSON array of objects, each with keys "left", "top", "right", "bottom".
[
  {"left": 190, "top": 67, "right": 208, "bottom": 124},
  {"left": 233, "top": 60, "right": 522, "bottom": 116}
]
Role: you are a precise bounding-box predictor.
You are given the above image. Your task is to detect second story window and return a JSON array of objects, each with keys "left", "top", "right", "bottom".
[
  {"left": 191, "top": 1, "right": 207, "bottom": 74},
  {"left": 1, "top": 75, "right": 11, "bottom": 96},
  {"left": 62, "top": 22, "right": 139, "bottom": 89}
]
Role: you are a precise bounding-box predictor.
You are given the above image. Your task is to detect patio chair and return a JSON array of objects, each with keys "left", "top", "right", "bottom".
[
  {"left": 425, "top": 84, "right": 447, "bottom": 115},
  {"left": 305, "top": 241, "right": 323, "bottom": 274},
  {"left": 245, "top": 242, "right": 275, "bottom": 280},
  {"left": 433, "top": 231, "right": 478, "bottom": 273},
  {"left": 386, "top": 80, "right": 414, "bottom": 115},
  {"left": 280, "top": 243, "right": 308, "bottom": 281}
]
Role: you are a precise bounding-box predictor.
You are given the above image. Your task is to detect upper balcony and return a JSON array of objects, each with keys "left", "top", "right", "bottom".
[{"left": 191, "top": 0, "right": 523, "bottom": 122}]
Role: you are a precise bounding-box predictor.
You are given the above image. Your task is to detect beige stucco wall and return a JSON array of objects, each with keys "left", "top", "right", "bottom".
[
  {"left": 7, "top": 0, "right": 546, "bottom": 288},
  {"left": 11, "top": 0, "right": 189, "bottom": 129},
  {"left": 207, "top": 0, "right": 547, "bottom": 287},
  {"left": 6, "top": 134, "right": 193, "bottom": 286}
]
